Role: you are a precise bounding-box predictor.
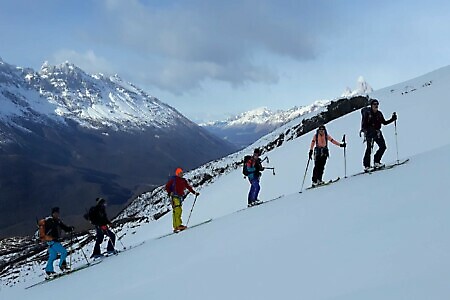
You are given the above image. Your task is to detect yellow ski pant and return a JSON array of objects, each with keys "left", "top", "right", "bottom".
[{"left": 172, "top": 196, "right": 183, "bottom": 229}]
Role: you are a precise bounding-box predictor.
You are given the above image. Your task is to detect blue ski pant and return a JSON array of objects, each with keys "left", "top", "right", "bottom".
[
  {"left": 248, "top": 177, "right": 261, "bottom": 204},
  {"left": 46, "top": 241, "right": 67, "bottom": 272}
]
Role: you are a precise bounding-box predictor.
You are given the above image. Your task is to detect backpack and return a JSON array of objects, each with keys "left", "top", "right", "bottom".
[
  {"left": 84, "top": 206, "right": 98, "bottom": 223},
  {"left": 34, "top": 218, "right": 48, "bottom": 242},
  {"left": 242, "top": 155, "right": 252, "bottom": 176},
  {"left": 361, "top": 106, "right": 371, "bottom": 130}
]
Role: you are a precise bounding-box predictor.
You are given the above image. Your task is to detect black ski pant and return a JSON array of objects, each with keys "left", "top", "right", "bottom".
[
  {"left": 312, "top": 155, "right": 327, "bottom": 183},
  {"left": 363, "top": 131, "right": 387, "bottom": 167},
  {"left": 92, "top": 226, "right": 116, "bottom": 256}
]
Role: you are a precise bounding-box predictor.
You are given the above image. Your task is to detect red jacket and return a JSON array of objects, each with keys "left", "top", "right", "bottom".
[{"left": 165, "top": 176, "right": 196, "bottom": 197}]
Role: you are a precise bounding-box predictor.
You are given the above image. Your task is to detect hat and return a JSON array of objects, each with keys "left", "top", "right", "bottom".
[
  {"left": 96, "top": 197, "right": 106, "bottom": 205},
  {"left": 51, "top": 207, "right": 60, "bottom": 214},
  {"left": 253, "top": 148, "right": 261, "bottom": 154},
  {"left": 175, "top": 168, "right": 183, "bottom": 176},
  {"left": 370, "top": 99, "right": 379, "bottom": 105},
  {"left": 318, "top": 125, "right": 326, "bottom": 130}
]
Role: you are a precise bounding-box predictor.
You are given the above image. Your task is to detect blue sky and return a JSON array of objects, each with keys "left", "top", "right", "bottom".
[{"left": 1, "top": 0, "right": 450, "bottom": 122}]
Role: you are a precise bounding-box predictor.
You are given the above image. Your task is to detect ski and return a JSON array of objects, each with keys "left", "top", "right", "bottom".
[
  {"left": 25, "top": 260, "right": 103, "bottom": 289},
  {"left": 305, "top": 177, "right": 340, "bottom": 191},
  {"left": 156, "top": 219, "right": 213, "bottom": 240},
  {"left": 352, "top": 158, "right": 410, "bottom": 177},
  {"left": 248, "top": 195, "right": 284, "bottom": 207},
  {"left": 95, "top": 241, "right": 146, "bottom": 259}
]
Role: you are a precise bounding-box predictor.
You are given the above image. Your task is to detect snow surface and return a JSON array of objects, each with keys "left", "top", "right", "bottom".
[{"left": 2, "top": 66, "right": 450, "bottom": 299}]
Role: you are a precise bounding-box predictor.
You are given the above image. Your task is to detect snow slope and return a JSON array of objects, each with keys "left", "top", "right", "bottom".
[{"left": 2, "top": 65, "right": 450, "bottom": 299}]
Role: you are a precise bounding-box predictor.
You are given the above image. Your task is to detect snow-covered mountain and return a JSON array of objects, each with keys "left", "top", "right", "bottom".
[
  {"left": 200, "top": 101, "right": 328, "bottom": 148},
  {"left": 0, "top": 59, "right": 186, "bottom": 130},
  {"left": 2, "top": 65, "right": 450, "bottom": 299},
  {"left": 342, "top": 76, "right": 374, "bottom": 97},
  {"left": 0, "top": 58, "right": 236, "bottom": 237}
]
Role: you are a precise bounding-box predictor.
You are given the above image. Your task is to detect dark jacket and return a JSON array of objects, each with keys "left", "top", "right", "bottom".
[
  {"left": 361, "top": 108, "right": 394, "bottom": 132},
  {"left": 89, "top": 204, "right": 111, "bottom": 226},
  {"left": 165, "top": 176, "right": 196, "bottom": 197},
  {"left": 43, "top": 217, "right": 72, "bottom": 241}
]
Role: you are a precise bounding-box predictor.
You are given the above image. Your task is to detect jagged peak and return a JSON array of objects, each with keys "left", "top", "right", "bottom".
[{"left": 39, "top": 61, "right": 87, "bottom": 77}]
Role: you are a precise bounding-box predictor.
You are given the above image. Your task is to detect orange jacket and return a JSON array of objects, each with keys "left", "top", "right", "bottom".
[{"left": 310, "top": 132, "right": 340, "bottom": 150}]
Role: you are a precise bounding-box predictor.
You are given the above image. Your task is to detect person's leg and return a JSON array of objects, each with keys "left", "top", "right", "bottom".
[
  {"left": 363, "top": 138, "right": 374, "bottom": 168},
  {"left": 252, "top": 178, "right": 261, "bottom": 201},
  {"left": 105, "top": 229, "right": 116, "bottom": 252},
  {"left": 316, "top": 156, "right": 327, "bottom": 182},
  {"left": 374, "top": 133, "right": 387, "bottom": 164},
  {"left": 172, "top": 196, "right": 183, "bottom": 229},
  {"left": 51, "top": 242, "right": 68, "bottom": 269},
  {"left": 45, "top": 243, "right": 58, "bottom": 273},
  {"left": 91, "top": 227, "right": 105, "bottom": 257}
]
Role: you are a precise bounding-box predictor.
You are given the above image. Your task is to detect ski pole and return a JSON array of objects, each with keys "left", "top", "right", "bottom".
[
  {"left": 186, "top": 194, "right": 198, "bottom": 226},
  {"left": 109, "top": 226, "right": 126, "bottom": 250},
  {"left": 69, "top": 233, "right": 73, "bottom": 270},
  {"left": 73, "top": 235, "right": 90, "bottom": 265},
  {"left": 265, "top": 167, "right": 275, "bottom": 175},
  {"left": 342, "top": 134, "right": 347, "bottom": 178},
  {"left": 300, "top": 157, "right": 311, "bottom": 193},
  {"left": 394, "top": 114, "right": 399, "bottom": 164}
]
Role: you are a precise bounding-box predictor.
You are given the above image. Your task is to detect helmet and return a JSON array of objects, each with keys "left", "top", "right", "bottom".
[
  {"left": 318, "top": 125, "right": 326, "bottom": 131},
  {"left": 175, "top": 168, "right": 183, "bottom": 176},
  {"left": 370, "top": 99, "right": 379, "bottom": 106},
  {"left": 253, "top": 148, "right": 261, "bottom": 155}
]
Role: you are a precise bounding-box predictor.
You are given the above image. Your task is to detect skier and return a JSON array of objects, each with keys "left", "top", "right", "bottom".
[
  {"left": 165, "top": 168, "right": 200, "bottom": 233},
  {"left": 360, "top": 99, "right": 397, "bottom": 171},
  {"left": 89, "top": 198, "right": 117, "bottom": 258},
  {"left": 38, "top": 207, "right": 74, "bottom": 276},
  {"left": 309, "top": 125, "right": 346, "bottom": 186},
  {"left": 245, "top": 148, "right": 264, "bottom": 207}
]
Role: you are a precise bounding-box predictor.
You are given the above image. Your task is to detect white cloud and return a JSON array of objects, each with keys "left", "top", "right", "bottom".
[
  {"left": 93, "top": 0, "right": 336, "bottom": 94},
  {"left": 51, "top": 49, "right": 115, "bottom": 75}
]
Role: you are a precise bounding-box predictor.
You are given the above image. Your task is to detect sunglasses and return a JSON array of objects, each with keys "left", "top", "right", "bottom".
[{"left": 372, "top": 103, "right": 379, "bottom": 106}]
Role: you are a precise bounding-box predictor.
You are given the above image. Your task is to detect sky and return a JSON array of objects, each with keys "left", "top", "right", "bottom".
[{"left": 1, "top": 0, "right": 450, "bottom": 122}]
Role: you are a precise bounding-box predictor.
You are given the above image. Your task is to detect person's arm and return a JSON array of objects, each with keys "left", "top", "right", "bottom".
[
  {"left": 184, "top": 179, "right": 199, "bottom": 195},
  {"left": 59, "top": 220, "right": 74, "bottom": 233},
  {"left": 310, "top": 137, "right": 316, "bottom": 151},
  {"left": 328, "top": 135, "right": 345, "bottom": 147},
  {"left": 381, "top": 111, "right": 396, "bottom": 125}
]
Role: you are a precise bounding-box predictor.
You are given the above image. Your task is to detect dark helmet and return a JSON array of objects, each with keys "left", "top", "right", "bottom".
[
  {"left": 318, "top": 125, "right": 326, "bottom": 131},
  {"left": 51, "top": 207, "right": 60, "bottom": 214},
  {"left": 253, "top": 148, "right": 261, "bottom": 155},
  {"left": 370, "top": 99, "right": 379, "bottom": 106},
  {"left": 96, "top": 197, "right": 106, "bottom": 205}
]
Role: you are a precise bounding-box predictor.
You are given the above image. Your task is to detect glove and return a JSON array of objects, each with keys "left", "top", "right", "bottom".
[
  {"left": 308, "top": 150, "right": 313, "bottom": 159},
  {"left": 195, "top": 192, "right": 200, "bottom": 196},
  {"left": 392, "top": 112, "right": 397, "bottom": 121},
  {"left": 340, "top": 142, "right": 346, "bottom": 148}
]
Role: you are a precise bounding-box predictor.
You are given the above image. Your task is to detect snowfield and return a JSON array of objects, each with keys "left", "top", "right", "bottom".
[{"left": 2, "top": 66, "right": 450, "bottom": 299}]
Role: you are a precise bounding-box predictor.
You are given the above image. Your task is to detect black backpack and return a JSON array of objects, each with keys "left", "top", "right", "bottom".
[
  {"left": 84, "top": 206, "right": 98, "bottom": 223},
  {"left": 361, "top": 106, "right": 371, "bottom": 129},
  {"left": 242, "top": 155, "right": 252, "bottom": 176}
]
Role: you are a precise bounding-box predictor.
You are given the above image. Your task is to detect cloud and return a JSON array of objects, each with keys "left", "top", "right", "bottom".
[
  {"left": 95, "top": 0, "right": 336, "bottom": 94},
  {"left": 50, "top": 49, "right": 115, "bottom": 75}
]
